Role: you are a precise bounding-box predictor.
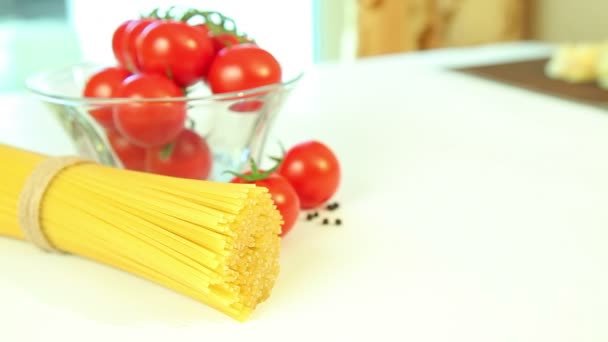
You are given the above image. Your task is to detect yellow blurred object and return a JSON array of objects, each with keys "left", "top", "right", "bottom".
[
  {"left": 357, "top": 0, "right": 527, "bottom": 57},
  {"left": 595, "top": 45, "right": 608, "bottom": 89},
  {"left": 545, "top": 42, "right": 607, "bottom": 83},
  {"left": 0, "top": 144, "right": 282, "bottom": 322}
]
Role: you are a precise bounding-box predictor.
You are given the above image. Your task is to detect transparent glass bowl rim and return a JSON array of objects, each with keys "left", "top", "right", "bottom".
[{"left": 25, "top": 62, "right": 305, "bottom": 106}]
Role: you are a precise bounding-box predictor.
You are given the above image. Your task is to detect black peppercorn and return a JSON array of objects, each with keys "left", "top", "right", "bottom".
[{"left": 325, "top": 202, "right": 340, "bottom": 211}]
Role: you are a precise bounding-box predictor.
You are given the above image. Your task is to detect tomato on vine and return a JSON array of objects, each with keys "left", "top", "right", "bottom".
[
  {"left": 137, "top": 20, "right": 215, "bottom": 87},
  {"left": 111, "top": 20, "right": 135, "bottom": 69},
  {"left": 114, "top": 73, "right": 186, "bottom": 147},
  {"left": 229, "top": 159, "right": 300, "bottom": 237},
  {"left": 228, "top": 100, "right": 264, "bottom": 113},
  {"left": 211, "top": 33, "right": 242, "bottom": 52},
  {"left": 107, "top": 130, "right": 146, "bottom": 171},
  {"left": 82, "top": 66, "right": 132, "bottom": 131},
  {"left": 121, "top": 19, "right": 158, "bottom": 72},
  {"left": 207, "top": 44, "right": 282, "bottom": 94},
  {"left": 146, "top": 128, "right": 213, "bottom": 180},
  {"left": 278, "top": 141, "right": 341, "bottom": 209}
]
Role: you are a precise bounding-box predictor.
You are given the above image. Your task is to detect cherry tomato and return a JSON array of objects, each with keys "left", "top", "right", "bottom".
[
  {"left": 191, "top": 26, "right": 243, "bottom": 53},
  {"left": 192, "top": 24, "right": 211, "bottom": 36},
  {"left": 114, "top": 73, "right": 186, "bottom": 147},
  {"left": 231, "top": 172, "right": 300, "bottom": 236},
  {"left": 207, "top": 44, "right": 282, "bottom": 94},
  {"left": 111, "top": 20, "right": 135, "bottom": 68},
  {"left": 82, "top": 66, "right": 131, "bottom": 131},
  {"left": 122, "top": 19, "right": 158, "bottom": 72},
  {"left": 146, "top": 129, "right": 212, "bottom": 180},
  {"left": 211, "top": 33, "right": 241, "bottom": 53},
  {"left": 137, "top": 21, "right": 215, "bottom": 87},
  {"left": 278, "top": 141, "right": 341, "bottom": 209},
  {"left": 107, "top": 130, "right": 146, "bottom": 171},
  {"left": 228, "top": 100, "right": 264, "bottom": 113}
]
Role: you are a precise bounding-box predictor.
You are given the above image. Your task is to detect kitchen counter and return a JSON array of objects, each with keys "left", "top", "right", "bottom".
[{"left": 2, "top": 42, "right": 608, "bottom": 342}]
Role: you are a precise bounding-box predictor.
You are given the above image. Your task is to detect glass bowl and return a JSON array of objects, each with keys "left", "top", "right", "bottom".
[{"left": 25, "top": 63, "right": 303, "bottom": 182}]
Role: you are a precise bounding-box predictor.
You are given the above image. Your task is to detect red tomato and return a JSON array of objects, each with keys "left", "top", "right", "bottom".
[
  {"left": 82, "top": 66, "right": 131, "bottom": 131},
  {"left": 193, "top": 24, "right": 211, "bottom": 36},
  {"left": 121, "top": 19, "right": 158, "bottom": 72},
  {"left": 111, "top": 20, "right": 134, "bottom": 68},
  {"left": 114, "top": 73, "right": 186, "bottom": 147},
  {"left": 231, "top": 172, "right": 300, "bottom": 236},
  {"left": 278, "top": 141, "right": 341, "bottom": 209},
  {"left": 207, "top": 44, "right": 282, "bottom": 94},
  {"left": 146, "top": 129, "right": 212, "bottom": 180},
  {"left": 228, "top": 100, "right": 264, "bottom": 113},
  {"left": 137, "top": 21, "right": 215, "bottom": 87},
  {"left": 107, "top": 130, "right": 146, "bottom": 171},
  {"left": 211, "top": 33, "right": 241, "bottom": 53}
]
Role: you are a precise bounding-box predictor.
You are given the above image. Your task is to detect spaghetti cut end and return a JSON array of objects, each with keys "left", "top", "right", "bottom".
[{"left": 209, "top": 186, "right": 283, "bottom": 321}]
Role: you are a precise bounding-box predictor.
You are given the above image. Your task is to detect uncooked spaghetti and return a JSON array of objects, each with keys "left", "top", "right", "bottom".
[{"left": 0, "top": 144, "right": 282, "bottom": 321}]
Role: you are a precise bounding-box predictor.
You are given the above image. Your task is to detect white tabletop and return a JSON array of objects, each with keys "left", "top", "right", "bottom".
[{"left": 2, "top": 42, "right": 608, "bottom": 341}]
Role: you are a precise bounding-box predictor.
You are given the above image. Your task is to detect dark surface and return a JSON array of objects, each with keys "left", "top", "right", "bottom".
[{"left": 454, "top": 58, "right": 608, "bottom": 110}]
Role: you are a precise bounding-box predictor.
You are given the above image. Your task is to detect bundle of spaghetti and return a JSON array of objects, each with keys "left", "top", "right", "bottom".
[{"left": 0, "top": 144, "right": 282, "bottom": 322}]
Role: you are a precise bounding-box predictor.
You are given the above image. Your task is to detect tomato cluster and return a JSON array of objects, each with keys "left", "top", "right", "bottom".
[
  {"left": 231, "top": 141, "right": 341, "bottom": 237},
  {"left": 82, "top": 9, "right": 283, "bottom": 180},
  {"left": 109, "top": 15, "right": 281, "bottom": 93},
  {"left": 80, "top": 8, "right": 342, "bottom": 238}
]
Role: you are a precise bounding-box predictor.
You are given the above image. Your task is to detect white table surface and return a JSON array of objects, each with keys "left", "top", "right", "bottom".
[{"left": 2, "top": 42, "right": 608, "bottom": 341}]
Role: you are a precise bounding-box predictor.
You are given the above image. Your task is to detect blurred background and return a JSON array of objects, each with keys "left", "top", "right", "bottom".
[{"left": 1, "top": 0, "right": 607, "bottom": 93}]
